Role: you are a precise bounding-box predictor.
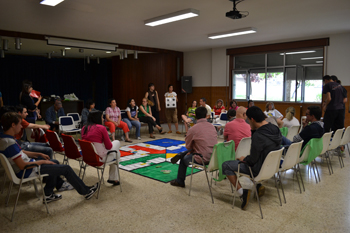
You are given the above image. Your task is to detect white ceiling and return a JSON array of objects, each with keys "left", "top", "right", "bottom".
[{"left": 0, "top": 0, "right": 349, "bottom": 57}]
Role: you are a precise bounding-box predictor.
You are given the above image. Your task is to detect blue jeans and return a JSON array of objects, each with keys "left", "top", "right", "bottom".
[
  {"left": 40, "top": 159, "right": 90, "bottom": 196},
  {"left": 122, "top": 118, "right": 141, "bottom": 137},
  {"left": 176, "top": 153, "right": 201, "bottom": 185},
  {"left": 281, "top": 136, "right": 292, "bottom": 147},
  {"left": 20, "top": 142, "right": 54, "bottom": 159}
]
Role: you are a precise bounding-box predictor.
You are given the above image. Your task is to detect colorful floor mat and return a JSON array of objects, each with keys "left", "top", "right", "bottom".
[{"left": 119, "top": 138, "right": 202, "bottom": 183}]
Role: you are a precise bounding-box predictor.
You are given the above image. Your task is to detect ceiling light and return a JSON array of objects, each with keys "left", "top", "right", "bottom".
[
  {"left": 124, "top": 50, "right": 128, "bottom": 58},
  {"left": 15, "top": 38, "right": 21, "bottom": 50},
  {"left": 3, "top": 39, "right": 8, "bottom": 51},
  {"left": 86, "top": 56, "right": 90, "bottom": 64},
  {"left": 106, "top": 51, "right": 111, "bottom": 54},
  {"left": 120, "top": 52, "right": 124, "bottom": 60},
  {"left": 280, "top": 51, "right": 316, "bottom": 55},
  {"left": 65, "top": 47, "right": 71, "bottom": 50},
  {"left": 208, "top": 27, "right": 256, "bottom": 39},
  {"left": 61, "top": 49, "right": 65, "bottom": 56},
  {"left": 300, "top": 57, "right": 323, "bottom": 60},
  {"left": 40, "top": 0, "right": 64, "bottom": 6},
  {"left": 316, "top": 61, "right": 323, "bottom": 63},
  {"left": 46, "top": 37, "right": 118, "bottom": 51},
  {"left": 134, "top": 51, "right": 138, "bottom": 59},
  {"left": 145, "top": 8, "right": 199, "bottom": 27}
]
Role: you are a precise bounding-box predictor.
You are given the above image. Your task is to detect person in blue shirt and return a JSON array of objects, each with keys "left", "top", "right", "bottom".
[{"left": 45, "top": 98, "right": 65, "bottom": 131}]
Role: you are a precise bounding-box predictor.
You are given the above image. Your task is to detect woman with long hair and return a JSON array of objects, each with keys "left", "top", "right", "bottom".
[
  {"left": 81, "top": 99, "right": 96, "bottom": 126},
  {"left": 123, "top": 98, "right": 142, "bottom": 140},
  {"left": 282, "top": 107, "right": 300, "bottom": 128},
  {"left": 105, "top": 98, "right": 132, "bottom": 143},
  {"left": 81, "top": 110, "right": 121, "bottom": 185},
  {"left": 264, "top": 102, "right": 283, "bottom": 119},
  {"left": 229, "top": 99, "right": 238, "bottom": 111},
  {"left": 19, "top": 80, "right": 42, "bottom": 123},
  {"left": 145, "top": 83, "right": 161, "bottom": 126},
  {"left": 213, "top": 99, "right": 226, "bottom": 116},
  {"left": 138, "top": 98, "right": 165, "bottom": 138},
  {"left": 181, "top": 100, "right": 197, "bottom": 134}
]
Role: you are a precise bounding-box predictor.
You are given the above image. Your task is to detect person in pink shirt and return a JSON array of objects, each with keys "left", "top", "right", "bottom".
[
  {"left": 105, "top": 98, "right": 132, "bottom": 143},
  {"left": 170, "top": 107, "right": 217, "bottom": 187},
  {"left": 81, "top": 110, "right": 121, "bottom": 186},
  {"left": 224, "top": 106, "right": 251, "bottom": 150},
  {"left": 229, "top": 99, "right": 238, "bottom": 110}
]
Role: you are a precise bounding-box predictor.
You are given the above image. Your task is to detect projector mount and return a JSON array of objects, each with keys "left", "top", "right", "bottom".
[{"left": 226, "top": 0, "right": 249, "bottom": 20}]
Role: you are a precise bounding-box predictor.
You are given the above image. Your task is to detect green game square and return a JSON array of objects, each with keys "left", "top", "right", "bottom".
[
  {"left": 120, "top": 154, "right": 166, "bottom": 166},
  {"left": 131, "top": 162, "right": 202, "bottom": 183}
]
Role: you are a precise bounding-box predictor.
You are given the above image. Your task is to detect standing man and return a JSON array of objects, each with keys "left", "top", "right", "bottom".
[
  {"left": 170, "top": 107, "right": 217, "bottom": 187},
  {"left": 45, "top": 98, "right": 65, "bottom": 131},
  {"left": 322, "top": 75, "right": 346, "bottom": 133}
]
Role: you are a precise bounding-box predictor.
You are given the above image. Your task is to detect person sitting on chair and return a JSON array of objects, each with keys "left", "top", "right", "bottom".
[
  {"left": 45, "top": 98, "right": 65, "bottom": 132},
  {"left": 0, "top": 112, "right": 100, "bottom": 203},
  {"left": 170, "top": 106, "right": 217, "bottom": 188},
  {"left": 222, "top": 106, "right": 282, "bottom": 210},
  {"left": 81, "top": 99, "right": 96, "bottom": 126},
  {"left": 82, "top": 110, "right": 121, "bottom": 186},
  {"left": 227, "top": 109, "right": 236, "bottom": 122},
  {"left": 123, "top": 98, "right": 142, "bottom": 140},
  {"left": 199, "top": 97, "right": 212, "bottom": 121},
  {"left": 181, "top": 100, "right": 197, "bottom": 134}
]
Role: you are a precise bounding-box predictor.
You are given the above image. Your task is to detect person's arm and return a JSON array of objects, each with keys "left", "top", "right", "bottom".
[
  {"left": 276, "top": 118, "right": 284, "bottom": 128},
  {"left": 23, "top": 150, "right": 50, "bottom": 160},
  {"left": 13, "top": 154, "right": 55, "bottom": 170},
  {"left": 127, "top": 110, "right": 138, "bottom": 121},
  {"left": 117, "top": 114, "right": 121, "bottom": 125},
  {"left": 223, "top": 128, "right": 228, "bottom": 141},
  {"left": 0, "top": 97, "right": 3, "bottom": 107},
  {"left": 34, "top": 96, "right": 43, "bottom": 107},
  {"left": 243, "top": 135, "right": 263, "bottom": 166},
  {"left": 140, "top": 105, "right": 155, "bottom": 121},
  {"left": 22, "top": 95, "right": 37, "bottom": 111},
  {"left": 156, "top": 91, "right": 161, "bottom": 111},
  {"left": 185, "top": 129, "right": 194, "bottom": 150},
  {"left": 81, "top": 109, "right": 88, "bottom": 125},
  {"left": 27, "top": 123, "right": 50, "bottom": 130},
  {"left": 101, "top": 127, "right": 113, "bottom": 149},
  {"left": 324, "top": 92, "right": 331, "bottom": 112},
  {"left": 145, "top": 92, "right": 149, "bottom": 99}
]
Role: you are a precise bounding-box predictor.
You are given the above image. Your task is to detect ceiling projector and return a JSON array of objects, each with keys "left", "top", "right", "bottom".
[{"left": 226, "top": 0, "right": 249, "bottom": 20}]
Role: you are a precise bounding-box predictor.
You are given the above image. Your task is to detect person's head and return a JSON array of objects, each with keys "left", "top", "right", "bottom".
[
  {"left": 285, "top": 107, "right": 296, "bottom": 121},
  {"left": 266, "top": 102, "right": 274, "bottom": 111},
  {"left": 215, "top": 99, "right": 224, "bottom": 108},
  {"left": 236, "top": 106, "right": 247, "bottom": 120},
  {"left": 330, "top": 75, "right": 338, "bottom": 82},
  {"left": 83, "top": 110, "right": 103, "bottom": 135},
  {"left": 199, "top": 98, "right": 207, "bottom": 106},
  {"left": 22, "top": 80, "right": 33, "bottom": 94},
  {"left": 148, "top": 83, "right": 155, "bottom": 91},
  {"left": 0, "top": 106, "right": 16, "bottom": 121},
  {"left": 168, "top": 84, "right": 173, "bottom": 92},
  {"left": 1, "top": 112, "right": 22, "bottom": 133},
  {"left": 127, "top": 98, "right": 136, "bottom": 108},
  {"left": 85, "top": 99, "right": 95, "bottom": 110},
  {"left": 227, "top": 109, "right": 236, "bottom": 119},
  {"left": 246, "top": 106, "right": 266, "bottom": 129},
  {"left": 195, "top": 106, "right": 207, "bottom": 120},
  {"left": 16, "top": 105, "right": 28, "bottom": 119},
  {"left": 142, "top": 98, "right": 148, "bottom": 106},
  {"left": 323, "top": 75, "right": 332, "bottom": 84},
  {"left": 248, "top": 100, "right": 254, "bottom": 108},
  {"left": 336, "top": 80, "right": 341, "bottom": 84},
  {"left": 306, "top": 106, "right": 322, "bottom": 122},
  {"left": 54, "top": 98, "right": 62, "bottom": 110},
  {"left": 191, "top": 100, "right": 197, "bottom": 108},
  {"left": 109, "top": 98, "right": 117, "bottom": 108},
  {"left": 230, "top": 99, "right": 237, "bottom": 109}
]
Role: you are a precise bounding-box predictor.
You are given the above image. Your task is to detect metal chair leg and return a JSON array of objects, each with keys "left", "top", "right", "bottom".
[
  {"left": 116, "top": 162, "right": 122, "bottom": 192},
  {"left": 232, "top": 164, "right": 240, "bottom": 209},
  {"left": 313, "top": 161, "right": 321, "bottom": 182},
  {"left": 293, "top": 166, "right": 302, "bottom": 194},
  {"left": 278, "top": 172, "right": 286, "bottom": 204},
  {"left": 297, "top": 164, "right": 305, "bottom": 192},
  {"left": 249, "top": 167, "right": 263, "bottom": 219},
  {"left": 188, "top": 158, "right": 195, "bottom": 197},
  {"left": 203, "top": 165, "right": 214, "bottom": 204},
  {"left": 273, "top": 174, "right": 282, "bottom": 206}
]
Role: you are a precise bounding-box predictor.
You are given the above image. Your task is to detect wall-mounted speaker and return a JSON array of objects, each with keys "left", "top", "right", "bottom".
[{"left": 181, "top": 76, "right": 192, "bottom": 93}]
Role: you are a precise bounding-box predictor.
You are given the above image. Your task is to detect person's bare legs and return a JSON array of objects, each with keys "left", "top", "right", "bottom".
[
  {"left": 175, "top": 123, "right": 179, "bottom": 131},
  {"left": 167, "top": 123, "right": 172, "bottom": 132},
  {"left": 227, "top": 175, "right": 242, "bottom": 190}
]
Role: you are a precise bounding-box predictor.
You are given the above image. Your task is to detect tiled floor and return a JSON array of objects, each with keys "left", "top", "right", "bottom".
[{"left": 1, "top": 124, "right": 350, "bottom": 232}]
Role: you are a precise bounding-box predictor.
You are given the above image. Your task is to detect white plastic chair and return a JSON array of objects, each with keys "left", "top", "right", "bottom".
[
  {"left": 295, "top": 144, "right": 310, "bottom": 192},
  {"left": 278, "top": 141, "right": 303, "bottom": 199},
  {"left": 320, "top": 131, "right": 334, "bottom": 175},
  {"left": 233, "top": 148, "right": 284, "bottom": 219},
  {"left": 286, "top": 125, "right": 300, "bottom": 141},
  {"left": 59, "top": 116, "right": 81, "bottom": 136},
  {"left": 339, "top": 126, "right": 350, "bottom": 163},
  {"left": 0, "top": 153, "right": 49, "bottom": 222},
  {"left": 299, "top": 116, "right": 306, "bottom": 133},
  {"left": 67, "top": 113, "right": 81, "bottom": 128},
  {"left": 326, "top": 129, "right": 344, "bottom": 171},
  {"left": 235, "top": 137, "right": 251, "bottom": 158}
]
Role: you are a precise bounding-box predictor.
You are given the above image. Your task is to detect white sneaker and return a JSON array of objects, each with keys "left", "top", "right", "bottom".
[
  {"left": 43, "top": 193, "right": 62, "bottom": 204},
  {"left": 137, "top": 137, "right": 141, "bottom": 140},
  {"left": 121, "top": 136, "right": 125, "bottom": 141},
  {"left": 58, "top": 181, "right": 74, "bottom": 192}
]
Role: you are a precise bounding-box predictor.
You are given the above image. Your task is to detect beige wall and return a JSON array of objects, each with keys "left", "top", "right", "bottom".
[{"left": 183, "top": 49, "right": 212, "bottom": 87}]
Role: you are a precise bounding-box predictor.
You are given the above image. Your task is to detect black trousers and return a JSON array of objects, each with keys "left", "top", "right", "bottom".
[
  {"left": 139, "top": 116, "right": 157, "bottom": 134},
  {"left": 151, "top": 106, "right": 160, "bottom": 126},
  {"left": 323, "top": 109, "right": 345, "bottom": 133}
]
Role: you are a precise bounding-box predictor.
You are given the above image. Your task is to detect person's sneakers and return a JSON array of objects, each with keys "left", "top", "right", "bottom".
[
  {"left": 58, "top": 181, "right": 75, "bottom": 192},
  {"left": 240, "top": 189, "right": 251, "bottom": 210},
  {"left": 256, "top": 184, "right": 265, "bottom": 197},
  {"left": 43, "top": 193, "right": 62, "bottom": 204},
  {"left": 107, "top": 180, "right": 120, "bottom": 186},
  {"left": 176, "top": 131, "right": 181, "bottom": 134},
  {"left": 170, "top": 180, "right": 185, "bottom": 188},
  {"left": 137, "top": 137, "right": 141, "bottom": 140},
  {"left": 85, "top": 182, "right": 100, "bottom": 200},
  {"left": 167, "top": 131, "right": 172, "bottom": 134}
]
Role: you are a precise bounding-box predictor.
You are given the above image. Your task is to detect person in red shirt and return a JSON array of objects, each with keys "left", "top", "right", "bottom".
[
  {"left": 15, "top": 105, "right": 53, "bottom": 159},
  {"left": 213, "top": 99, "right": 226, "bottom": 116}
]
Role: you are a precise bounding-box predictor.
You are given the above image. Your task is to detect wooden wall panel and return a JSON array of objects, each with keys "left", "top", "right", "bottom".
[{"left": 112, "top": 52, "right": 183, "bottom": 123}]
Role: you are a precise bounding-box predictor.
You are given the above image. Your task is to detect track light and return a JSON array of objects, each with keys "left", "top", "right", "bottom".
[
  {"left": 97, "top": 57, "right": 100, "bottom": 64},
  {"left": 1, "top": 50, "right": 4, "bottom": 58},
  {"left": 46, "top": 37, "right": 118, "bottom": 51},
  {"left": 120, "top": 52, "right": 124, "bottom": 60},
  {"left": 3, "top": 39, "right": 8, "bottom": 51},
  {"left": 134, "top": 51, "right": 138, "bottom": 59},
  {"left": 86, "top": 56, "right": 90, "bottom": 64},
  {"left": 124, "top": 50, "right": 128, "bottom": 58},
  {"left": 79, "top": 49, "right": 84, "bottom": 53},
  {"left": 15, "top": 38, "right": 21, "bottom": 50},
  {"left": 47, "top": 53, "right": 51, "bottom": 59},
  {"left": 61, "top": 49, "right": 66, "bottom": 56}
]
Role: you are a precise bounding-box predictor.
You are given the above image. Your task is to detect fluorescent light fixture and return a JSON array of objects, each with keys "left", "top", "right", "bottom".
[
  {"left": 316, "top": 61, "right": 323, "bottom": 63},
  {"left": 106, "top": 51, "right": 111, "bottom": 54},
  {"left": 65, "top": 47, "right": 71, "bottom": 50},
  {"left": 208, "top": 27, "right": 256, "bottom": 39},
  {"left": 280, "top": 51, "right": 316, "bottom": 55},
  {"left": 300, "top": 56, "right": 323, "bottom": 60},
  {"left": 145, "top": 8, "right": 199, "bottom": 27},
  {"left": 46, "top": 37, "right": 118, "bottom": 51},
  {"left": 40, "top": 0, "right": 64, "bottom": 6}
]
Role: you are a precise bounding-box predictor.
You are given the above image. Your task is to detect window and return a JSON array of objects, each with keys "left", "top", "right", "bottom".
[{"left": 232, "top": 49, "right": 323, "bottom": 103}]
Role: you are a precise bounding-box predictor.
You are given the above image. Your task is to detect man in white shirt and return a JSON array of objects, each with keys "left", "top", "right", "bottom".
[{"left": 199, "top": 97, "right": 211, "bottom": 120}]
